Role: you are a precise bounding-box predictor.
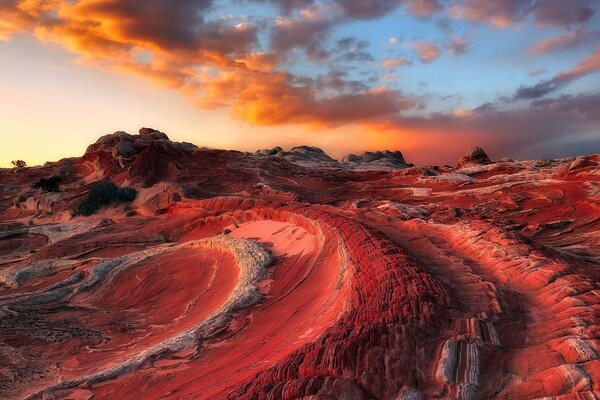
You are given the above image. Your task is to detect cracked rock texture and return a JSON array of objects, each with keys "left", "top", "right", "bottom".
[{"left": 0, "top": 129, "right": 599, "bottom": 400}]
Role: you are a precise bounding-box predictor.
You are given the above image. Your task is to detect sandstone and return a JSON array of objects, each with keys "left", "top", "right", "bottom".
[
  {"left": 341, "top": 150, "right": 408, "bottom": 169},
  {"left": 132, "top": 182, "right": 185, "bottom": 215},
  {"left": 457, "top": 146, "right": 492, "bottom": 169},
  {"left": 0, "top": 130, "right": 598, "bottom": 400}
]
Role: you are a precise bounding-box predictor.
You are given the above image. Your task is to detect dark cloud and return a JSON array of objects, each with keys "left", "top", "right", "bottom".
[
  {"left": 335, "top": 0, "right": 398, "bottom": 19},
  {"left": 515, "top": 46, "right": 600, "bottom": 100},
  {"left": 445, "top": 36, "right": 469, "bottom": 55},
  {"left": 372, "top": 92, "right": 600, "bottom": 164},
  {"left": 514, "top": 79, "right": 561, "bottom": 100},
  {"left": 270, "top": 14, "right": 332, "bottom": 60},
  {"left": 69, "top": 0, "right": 214, "bottom": 49},
  {"left": 530, "top": 93, "right": 600, "bottom": 121},
  {"left": 532, "top": 0, "right": 595, "bottom": 27}
]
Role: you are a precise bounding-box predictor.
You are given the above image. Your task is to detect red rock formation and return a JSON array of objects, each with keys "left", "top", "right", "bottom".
[
  {"left": 0, "top": 130, "right": 598, "bottom": 399},
  {"left": 456, "top": 146, "right": 492, "bottom": 169}
]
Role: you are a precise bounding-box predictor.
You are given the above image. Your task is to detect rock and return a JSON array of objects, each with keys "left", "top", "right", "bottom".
[
  {"left": 139, "top": 127, "right": 169, "bottom": 141},
  {"left": 0, "top": 130, "right": 599, "bottom": 400},
  {"left": 341, "top": 150, "right": 408, "bottom": 169},
  {"left": 457, "top": 146, "right": 492, "bottom": 169},
  {"left": 497, "top": 157, "right": 514, "bottom": 163},
  {"left": 257, "top": 145, "right": 338, "bottom": 167},
  {"left": 283, "top": 146, "right": 336, "bottom": 163},
  {"left": 112, "top": 140, "right": 137, "bottom": 158},
  {"left": 132, "top": 182, "right": 185, "bottom": 215},
  {"left": 568, "top": 156, "right": 594, "bottom": 171},
  {"left": 16, "top": 194, "right": 58, "bottom": 212},
  {"left": 256, "top": 146, "right": 283, "bottom": 156}
]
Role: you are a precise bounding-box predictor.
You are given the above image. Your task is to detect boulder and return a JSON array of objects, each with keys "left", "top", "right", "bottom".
[
  {"left": 457, "top": 146, "right": 492, "bottom": 168},
  {"left": 139, "top": 127, "right": 169, "bottom": 141},
  {"left": 132, "top": 182, "right": 185, "bottom": 215}
]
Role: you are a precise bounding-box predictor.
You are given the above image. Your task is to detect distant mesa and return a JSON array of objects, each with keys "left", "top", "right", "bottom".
[
  {"left": 457, "top": 146, "right": 492, "bottom": 169},
  {"left": 256, "top": 146, "right": 411, "bottom": 169},
  {"left": 342, "top": 150, "right": 410, "bottom": 169},
  {"left": 256, "top": 145, "right": 337, "bottom": 167}
]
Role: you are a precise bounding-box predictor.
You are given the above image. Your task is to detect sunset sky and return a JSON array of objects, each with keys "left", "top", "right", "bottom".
[{"left": 1, "top": 0, "right": 599, "bottom": 167}]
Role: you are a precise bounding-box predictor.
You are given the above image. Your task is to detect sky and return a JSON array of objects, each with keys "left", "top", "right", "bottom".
[{"left": 0, "top": 0, "right": 599, "bottom": 167}]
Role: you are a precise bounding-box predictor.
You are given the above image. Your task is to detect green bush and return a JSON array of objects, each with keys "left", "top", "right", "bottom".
[
  {"left": 33, "top": 176, "right": 61, "bottom": 192},
  {"left": 117, "top": 187, "right": 137, "bottom": 202},
  {"left": 72, "top": 182, "right": 137, "bottom": 217}
]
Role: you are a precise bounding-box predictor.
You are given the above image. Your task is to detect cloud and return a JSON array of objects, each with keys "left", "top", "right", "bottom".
[
  {"left": 448, "top": 0, "right": 531, "bottom": 27},
  {"left": 515, "top": 45, "right": 600, "bottom": 100},
  {"left": 445, "top": 36, "right": 469, "bottom": 55},
  {"left": 335, "top": 0, "right": 398, "bottom": 19},
  {"left": 448, "top": 0, "right": 596, "bottom": 28},
  {"left": 532, "top": 0, "right": 595, "bottom": 27},
  {"left": 381, "top": 57, "right": 411, "bottom": 68},
  {"left": 404, "top": 0, "right": 443, "bottom": 16},
  {"left": 529, "top": 67, "right": 548, "bottom": 76},
  {"left": 0, "top": 0, "right": 401, "bottom": 130},
  {"left": 270, "top": 12, "right": 332, "bottom": 60},
  {"left": 0, "top": 0, "right": 599, "bottom": 165},
  {"left": 414, "top": 42, "right": 441, "bottom": 63},
  {"left": 529, "top": 29, "right": 595, "bottom": 55},
  {"left": 265, "top": 0, "right": 442, "bottom": 20},
  {"left": 365, "top": 92, "right": 600, "bottom": 164}
]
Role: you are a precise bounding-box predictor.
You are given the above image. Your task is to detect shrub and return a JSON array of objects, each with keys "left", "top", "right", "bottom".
[
  {"left": 72, "top": 181, "right": 137, "bottom": 217},
  {"left": 118, "top": 187, "right": 137, "bottom": 202},
  {"left": 11, "top": 160, "right": 26, "bottom": 168},
  {"left": 33, "top": 176, "right": 61, "bottom": 192}
]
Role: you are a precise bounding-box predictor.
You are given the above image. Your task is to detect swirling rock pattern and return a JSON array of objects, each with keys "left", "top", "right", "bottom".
[{"left": 0, "top": 131, "right": 598, "bottom": 399}]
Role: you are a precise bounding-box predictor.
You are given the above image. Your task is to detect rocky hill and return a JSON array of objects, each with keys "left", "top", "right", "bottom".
[{"left": 0, "top": 128, "right": 599, "bottom": 400}]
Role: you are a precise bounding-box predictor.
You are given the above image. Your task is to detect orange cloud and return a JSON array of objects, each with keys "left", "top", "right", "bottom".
[
  {"left": 1, "top": 0, "right": 599, "bottom": 166},
  {"left": 414, "top": 42, "right": 441, "bottom": 63},
  {"left": 380, "top": 57, "right": 411, "bottom": 69},
  {"left": 529, "top": 29, "right": 593, "bottom": 55},
  {"left": 0, "top": 0, "right": 416, "bottom": 131}
]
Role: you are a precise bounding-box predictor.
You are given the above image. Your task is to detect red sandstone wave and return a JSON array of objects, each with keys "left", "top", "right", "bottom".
[{"left": 0, "top": 129, "right": 599, "bottom": 399}]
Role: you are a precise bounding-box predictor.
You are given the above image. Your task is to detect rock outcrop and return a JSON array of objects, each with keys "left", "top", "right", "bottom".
[
  {"left": 342, "top": 150, "right": 409, "bottom": 169},
  {"left": 256, "top": 145, "right": 338, "bottom": 167},
  {"left": 456, "top": 146, "right": 492, "bottom": 169},
  {"left": 132, "top": 182, "right": 185, "bottom": 215}
]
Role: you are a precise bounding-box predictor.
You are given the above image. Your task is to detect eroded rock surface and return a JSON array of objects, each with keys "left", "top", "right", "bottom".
[
  {"left": 0, "top": 129, "right": 599, "bottom": 400},
  {"left": 457, "top": 146, "right": 492, "bottom": 169}
]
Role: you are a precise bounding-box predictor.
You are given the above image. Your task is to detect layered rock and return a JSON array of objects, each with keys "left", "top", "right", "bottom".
[{"left": 0, "top": 129, "right": 599, "bottom": 400}]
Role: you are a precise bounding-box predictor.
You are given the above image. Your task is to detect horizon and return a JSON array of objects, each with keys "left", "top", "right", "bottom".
[
  {"left": 1, "top": 0, "right": 600, "bottom": 168},
  {"left": 2, "top": 124, "right": 599, "bottom": 169}
]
